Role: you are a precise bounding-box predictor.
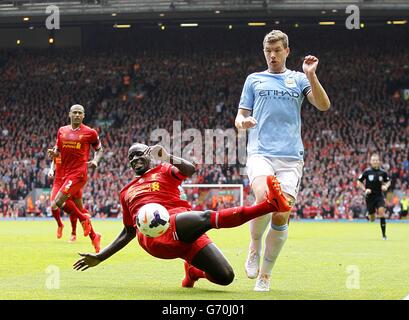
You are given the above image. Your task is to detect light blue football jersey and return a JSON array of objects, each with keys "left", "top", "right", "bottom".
[{"left": 239, "top": 69, "right": 311, "bottom": 160}]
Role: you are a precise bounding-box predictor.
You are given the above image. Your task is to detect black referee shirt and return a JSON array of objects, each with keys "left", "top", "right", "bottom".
[{"left": 358, "top": 167, "right": 390, "bottom": 196}]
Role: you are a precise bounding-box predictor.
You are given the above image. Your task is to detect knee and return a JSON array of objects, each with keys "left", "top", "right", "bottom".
[
  {"left": 215, "top": 265, "right": 235, "bottom": 286},
  {"left": 201, "top": 210, "right": 213, "bottom": 223},
  {"left": 51, "top": 200, "right": 60, "bottom": 209},
  {"left": 271, "top": 212, "right": 289, "bottom": 226},
  {"left": 55, "top": 199, "right": 64, "bottom": 208},
  {"left": 254, "top": 189, "right": 267, "bottom": 204}
]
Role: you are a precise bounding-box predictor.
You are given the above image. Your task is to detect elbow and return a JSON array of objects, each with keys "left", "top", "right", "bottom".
[
  {"left": 125, "top": 226, "right": 137, "bottom": 239},
  {"left": 185, "top": 164, "right": 196, "bottom": 177},
  {"left": 319, "top": 101, "right": 331, "bottom": 112}
]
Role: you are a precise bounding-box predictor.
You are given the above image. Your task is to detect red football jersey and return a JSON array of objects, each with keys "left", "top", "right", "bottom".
[
  {"left": 55, "top": 124, "right": 101, "bottom": 177},
  {"left": 120, "top": 163, "right": 191, "bottom": 227}
]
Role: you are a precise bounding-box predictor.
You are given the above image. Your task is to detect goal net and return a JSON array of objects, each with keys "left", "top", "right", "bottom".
[{"left": 181, "top": 184, "right": 244, "bottom": 211}]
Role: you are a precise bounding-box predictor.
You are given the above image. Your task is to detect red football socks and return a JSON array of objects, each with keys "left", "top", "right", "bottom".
[
  {"left": 81, "top": 208, "right": 96, "bottom": 240},
  {"left": 69, "top": 213, "right": 77, "bottom": 235},
  {"left": 210, "top": 200, "right": 275, "bottom": 229},
  {"left": 51, "top": 207, "right": 63, "bottom": 227}
]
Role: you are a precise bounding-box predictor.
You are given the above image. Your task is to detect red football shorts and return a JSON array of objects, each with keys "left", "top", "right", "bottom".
[
  {"left": 50, "top": 178, "right": 63, "bottom": 201},
  {"left": 59, "top": 173, "right": 86, "bottom": 199},
  {"left": 137, "top": 207, "right": 213, "bottom": 264}
]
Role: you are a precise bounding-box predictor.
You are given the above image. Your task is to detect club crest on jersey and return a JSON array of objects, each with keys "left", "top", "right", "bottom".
[
  {"left": 379, "top": 176, "right": 383, "bottom": 182},
  {"left": 368, "top": 175, "right": 374, "bottom": 181},
  {"left": 284, "top": 76, "right": 297, "bottom": 88}
]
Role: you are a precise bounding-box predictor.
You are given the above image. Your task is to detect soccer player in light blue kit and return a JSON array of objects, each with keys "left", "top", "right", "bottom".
[{"left": 235, "top": 30, "right": 330, "bottom": 291}]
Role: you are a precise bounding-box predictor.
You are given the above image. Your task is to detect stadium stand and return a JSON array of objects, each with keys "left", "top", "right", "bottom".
[{"left": 0, "top": 26, "right": 407, "bottom": 219}]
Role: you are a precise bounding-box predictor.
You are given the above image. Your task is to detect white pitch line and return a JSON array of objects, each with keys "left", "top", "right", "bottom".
[{"left": 403, "top": 294, "right": 409, "bottom": 300}]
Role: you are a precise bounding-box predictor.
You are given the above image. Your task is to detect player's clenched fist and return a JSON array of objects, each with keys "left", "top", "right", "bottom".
[
  {"left": 48, "top": 169, "right": 54, "bottom": 179},
  {"left": 147, "top": 145, "right": 170, "bottom": 162},
  {"left": 47, "top": 147, "right": 60, "bottom": 159},
  {"left": 302, "top": 55, "right": 319, "bottom": 75},
  {"left": 240, "top": 116, "right": 258, "bottom": 129},
  {"left": 87, "top": 160, "right": 99, "bottom": 168}
]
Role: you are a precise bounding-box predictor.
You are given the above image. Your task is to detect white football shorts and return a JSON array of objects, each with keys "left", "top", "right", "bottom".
[{"left": 246, "top": 155, "right": 304, "bottom": 200}]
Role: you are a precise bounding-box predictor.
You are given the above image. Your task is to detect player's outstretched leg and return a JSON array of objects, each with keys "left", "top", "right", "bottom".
[
  {"left": 176, "top": 175, "right": 290, "bottom": 243},
  {"left": 182, "top": 243, "right": 234, "bottom": 288},
  {"left": 210, "top": 175, "right": 290, "bottom": 229},
  {"left": 265, "top": 175, "right": 292, "bottom": 212}
]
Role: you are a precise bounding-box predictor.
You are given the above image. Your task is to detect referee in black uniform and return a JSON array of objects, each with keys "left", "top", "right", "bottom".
[{"left": 357, "top": 153, "right": 391, "bottom": 240}]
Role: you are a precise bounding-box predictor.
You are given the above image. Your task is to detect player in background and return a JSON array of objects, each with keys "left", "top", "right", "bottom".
[
  {"left": 48, "top": 155, "right": 78, "bottom": 242},
  {"left": 357, "top": 153, "right": 391, "bottom": 240},
  {"left": 47, "top": 104, "right": 103, "bottom": 252},
  {"left": 48, "top": 157, "right": 78, "bottom": 242},
  {"left": 73, "top": 143, "right": 291, "bottom": 289},
  {"left": 235, "top": 30, "right": 330, "bottom": 291}
]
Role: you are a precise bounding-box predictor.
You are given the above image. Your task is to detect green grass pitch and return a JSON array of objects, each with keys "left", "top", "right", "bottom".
[{"left": 0, "top": 219, "right": 408, "bottom": 300}]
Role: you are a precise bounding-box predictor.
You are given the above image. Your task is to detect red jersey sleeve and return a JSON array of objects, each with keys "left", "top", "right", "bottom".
[
  {"left": 120, "top": 191, "right": 134, "bottom": 227},
  {"left": 90, "top": 129, "right": 102, "bottom": 151},
  {"left": 160, "top": 163, "right": 188, "bottom": 181}
]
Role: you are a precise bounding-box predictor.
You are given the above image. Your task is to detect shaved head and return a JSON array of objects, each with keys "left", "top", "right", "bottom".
[
  {"left": 69, "top": 104, "right": 85, "bottom": 128},
  {"left": 128, "top": 143, "right": 151, "bottom": 176},
  {"left": 70, "top": 104, "right": 85, "bottom": 113}
]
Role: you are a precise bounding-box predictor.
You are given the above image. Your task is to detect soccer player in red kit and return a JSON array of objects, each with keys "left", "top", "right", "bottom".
[
  {"left": 47, "top": 104, "right": 103, "bottom": 252},
  {"left": 73, "top": 143, "right": 291, "bottom": 288},
  {"left": 48, "top": 155, "right": 78, "bottom": 241}
]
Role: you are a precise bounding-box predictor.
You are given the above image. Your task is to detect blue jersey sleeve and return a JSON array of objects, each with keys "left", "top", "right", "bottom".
[
  {"left": 238, "top": 75, "right": 254, "bottom": 111},
  {"left": 297, "top": 72, "right": 312, "bottom": 97}
]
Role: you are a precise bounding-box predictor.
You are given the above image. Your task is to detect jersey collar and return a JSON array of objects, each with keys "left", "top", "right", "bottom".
[
  {"left": 264, "top": 69, "right": 290, "bottom": 76},
  {"left": 70, "top": 124, "right": 82, "bottom": 132}
]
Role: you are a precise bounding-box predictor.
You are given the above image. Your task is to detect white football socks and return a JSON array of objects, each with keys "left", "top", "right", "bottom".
[{"left": 259, "top": 224, "right": 288, "bottom": 276}]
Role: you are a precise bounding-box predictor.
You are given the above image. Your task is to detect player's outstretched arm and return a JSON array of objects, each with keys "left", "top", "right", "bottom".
[
  {"left": 148, "top": 145, "right": 196, "bottom": 177},
  {"left": 73, "top": 225, "right": 136, "bottom": 271},
  {"left": 303, "top": 55, "right": 331, "bottom": 111}
]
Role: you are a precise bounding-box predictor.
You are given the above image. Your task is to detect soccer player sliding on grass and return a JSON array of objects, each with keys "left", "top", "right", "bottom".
[{"left": 73, "top": 143, "right": 290, "bottom": 288}]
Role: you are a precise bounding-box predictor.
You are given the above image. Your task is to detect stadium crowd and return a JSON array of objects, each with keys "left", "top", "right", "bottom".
[{"left": 0, "top": 27, "right": 408, "bottom": 219}]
